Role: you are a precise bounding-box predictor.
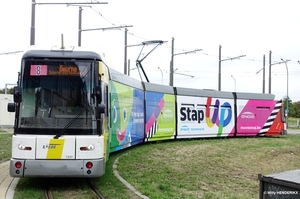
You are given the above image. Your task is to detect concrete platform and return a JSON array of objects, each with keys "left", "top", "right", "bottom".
[{"left": 0, "top": 161, "right": 18, "bottom": 199}]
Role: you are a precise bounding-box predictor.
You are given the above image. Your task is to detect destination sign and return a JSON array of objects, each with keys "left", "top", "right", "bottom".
[{"left": 30, "top": 65, "right": 81, "bottom": 76}]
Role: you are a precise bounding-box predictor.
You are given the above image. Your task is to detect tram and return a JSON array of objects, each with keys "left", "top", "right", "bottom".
[{"left": 8, "top": 46, "right": 285, "bottom": 178}]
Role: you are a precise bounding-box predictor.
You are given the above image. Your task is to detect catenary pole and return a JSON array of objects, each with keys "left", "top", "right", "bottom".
[
  {"left": 30, "top": 1, "right": 107, "bottom": 46},
  {"left": 170, "top": 37, "right": 201, "bottom": 86},
  {"left": 263, "top": 54, "right": 265, "bottom": 93},
  {"left": 30, "top": 0, "right": 36, "bottom": 45},
  {"left": 78, "top": 6, "right": 82, "bottom": 46},
  {"left": 269, "top": 51, "right": 272, "bottom": 93},
  {"left": 170, "top": 37, "right": 174, "bottom": 86},
  {"left": 218, "top": 45, "right": 221, "bottom": 91},
  {"left": 218, "top": 45, "right": 245, "bottom": 91},
  {"left": 124, "top": 28, "right": 127, "bottom": 75}
]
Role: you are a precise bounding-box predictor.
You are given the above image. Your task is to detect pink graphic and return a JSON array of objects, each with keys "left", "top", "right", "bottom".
[
  {"left": 228, "top": 100, "right": 276, "bottom": 136},
  {"left": 116, "top": 128, "right": 126, "bottom": 143},
  {"left": 146, "top": 98, "right": 165, "bottom": 133},
  {"left": 30, "top": 65, "right": 48, "bottom": 76}
]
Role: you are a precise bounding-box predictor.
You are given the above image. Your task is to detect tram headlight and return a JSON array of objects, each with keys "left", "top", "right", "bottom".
[
  {"left": 87, "top": 144, "right": 95, "bottom": 150},
  {"left": 80, "top": 144, "right": 95, "bottom": 151},
  {"left": 18, "top": 144, "right": 25, "bottom": 150},
  {"left": 18, "top": 144, "right": 32, "bottom": 150}
]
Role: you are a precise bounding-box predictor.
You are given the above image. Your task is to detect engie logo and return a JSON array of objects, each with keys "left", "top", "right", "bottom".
[
  {"left": 180, "top": 125, "right": 189, "bottom": 131},
  {"left": 163, "top": 109, "right": 173, "bottom": 118},
  {"left": 241, "top": 112, "right": 255, "bottom": 119},
  {"left": 162, "top": 109, "right": 174, "bottom": 123}
]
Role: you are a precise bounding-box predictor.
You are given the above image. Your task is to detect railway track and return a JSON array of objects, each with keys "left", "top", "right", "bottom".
[
  {"left": 86, "top": 178, "right": 106, "bottom": 199},
  {"left": 44, "top": 179, "right": 53, "bottom": 199},
  {"left": 44, "top": 178, "right": 105, "bottom": 199}
]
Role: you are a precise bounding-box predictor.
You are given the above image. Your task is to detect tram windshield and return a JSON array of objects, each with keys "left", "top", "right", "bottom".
[{"left": 18, "top": 59, "right": 98, "bottom": 135}]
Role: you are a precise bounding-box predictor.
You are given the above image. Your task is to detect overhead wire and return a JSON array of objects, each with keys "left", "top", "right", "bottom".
[
  {"left": 83, "top": 1, "right": 300, "bottom": 78},
  {"left": 84, "top": 2, "right": 195, "bottom": 51}
]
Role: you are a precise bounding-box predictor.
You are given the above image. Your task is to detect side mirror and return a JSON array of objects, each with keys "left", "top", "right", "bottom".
[
  {"left": 93, "top": 86, "right": 102, "bottom": 103},
  {"left": 13, "top": 86, "right": 22, "bottom": 103},
  {"left": 96, "top": 104, "right": 105, "bottom": 113},
  {"left": 95, "top": 104, "right": 105, "bottom": 119},
  {"left": 7, "top": 102, "right": 16, "bottom": 112}
]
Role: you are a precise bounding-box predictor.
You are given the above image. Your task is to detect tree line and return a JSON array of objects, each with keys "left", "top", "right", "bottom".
[
  {"left": 284, "top": 97, "right": 300, "bottom": 118},
  {"left": 0, "top": 88, "right": 14, "bottom": 95}
]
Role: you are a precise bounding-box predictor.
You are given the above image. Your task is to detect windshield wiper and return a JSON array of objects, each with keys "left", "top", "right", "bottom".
[{"left": 53, "top": 107, "right": 87, "bottom": 139}]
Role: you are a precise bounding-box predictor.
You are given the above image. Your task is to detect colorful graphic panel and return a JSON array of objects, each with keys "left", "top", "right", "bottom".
[
  {"left": 177, "top": 96, "right": 234, "bottom": 138},
  {"left": 109, "top": 81, "right": 144, "bottom": 152},
  {"left": 229, "top": 99, "right": 283, "bottom": 136},
  {"left": 99, "top": 62, "right": 110, "bottom": 162},
  {"left": 145, "top": 92, "right": 175, "bottom": 141}
]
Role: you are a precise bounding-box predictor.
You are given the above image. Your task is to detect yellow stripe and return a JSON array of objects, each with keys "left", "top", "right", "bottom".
[
  {"left": 46, "top": 139, "right": 65, "bottom": 159},
  {"left": 99, "top": 61, "right": 103, "bottom": 80}
]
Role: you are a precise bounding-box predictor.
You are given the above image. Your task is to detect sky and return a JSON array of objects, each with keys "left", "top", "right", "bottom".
[{"left": 1, "top": 0, "right": 300, "bottom": 102}]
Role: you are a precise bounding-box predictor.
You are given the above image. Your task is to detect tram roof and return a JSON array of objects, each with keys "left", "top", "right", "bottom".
[
  {"left": 175, "top": 87, "right": 234, "bottom": 99},
  {"left": 108, "top": 67, "right": 144, "bottom": 90},
  {"left": 22, "top": 46, "right": 104, "bottom": 60},
  {"left": 235, "top": 92, "right": 275, "bottom": 100}
]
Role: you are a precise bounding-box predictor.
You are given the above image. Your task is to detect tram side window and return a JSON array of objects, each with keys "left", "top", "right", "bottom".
[{"left": 21, "top": 78, "right": 36, "bottom": 117}]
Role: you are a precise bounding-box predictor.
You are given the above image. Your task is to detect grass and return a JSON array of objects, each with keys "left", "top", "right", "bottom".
[
  {"left": 0, "top": 130, "right": 12, "bottom": 164},
  {"left": 13, "top": 135, "right": 300, "bottom": 199},
  {"left": 1, "top": 124, "right": 299, "bottom": 199},
  {"left": 113, "top": 136, "right": 300, "bottom": 199},
  {"left": 287, "top": 117, "right": 300, "bottom": 129}
]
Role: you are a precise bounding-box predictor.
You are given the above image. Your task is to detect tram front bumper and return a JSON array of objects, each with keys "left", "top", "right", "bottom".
[{"left": 10, "top": 158, "right": 105, "bottom": 178}]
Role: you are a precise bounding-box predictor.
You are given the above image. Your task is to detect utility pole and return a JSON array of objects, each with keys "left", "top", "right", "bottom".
[
  {"left": 281, "top": 58, "right": 290, "bottom": 128},
  {"left": 77, "top": 7, "right": 132, "bottom": 75},
  {"left": 78, "top": 6, "right": 82, "bottom": 47},
  {"left": 79, "top": 25, "right": 132, "bottom": 47},
  {"left": 124, "top": 28, "right": 128, "bottom": 75},
  {"left": 30, "top": 0, "right": 36, "bottom": 45},
  {"left": 268, "top": 51, "right": 286, "bottom": 94},
  {"left": 127, "top": 59, "right": 131, "bottom": 76},
  {"left": 30, "top": 0, "right": 108, "bottom": 45},
  {"left": 81, "top": 24, "right": 132, "bottom": 76},
  {"left": 79, "top": 5, "right": 124, "bottom": 46},
  {"left": 80, "top": 24, "right": 132, "bottom": 76},
  {"left": 263, "top": 54, "right": 265, "bottom": 93},
  {"left": 256, "top": 54, "right": 266, "bottom": 93},
  {"left": 170, "top": 37, "right": 174, "bottom": 86},
  {"left": 218, "top": 45, "right": 246, "bottom": 91},
  {"left": 170, "top": 37, "right": 201, "bottom": 86},
  {"left": 218, "top": 45, "right": 221, "bottom": 91},
  {"left": 269, "top": 51, "right": 272, "bottom": 93}
]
